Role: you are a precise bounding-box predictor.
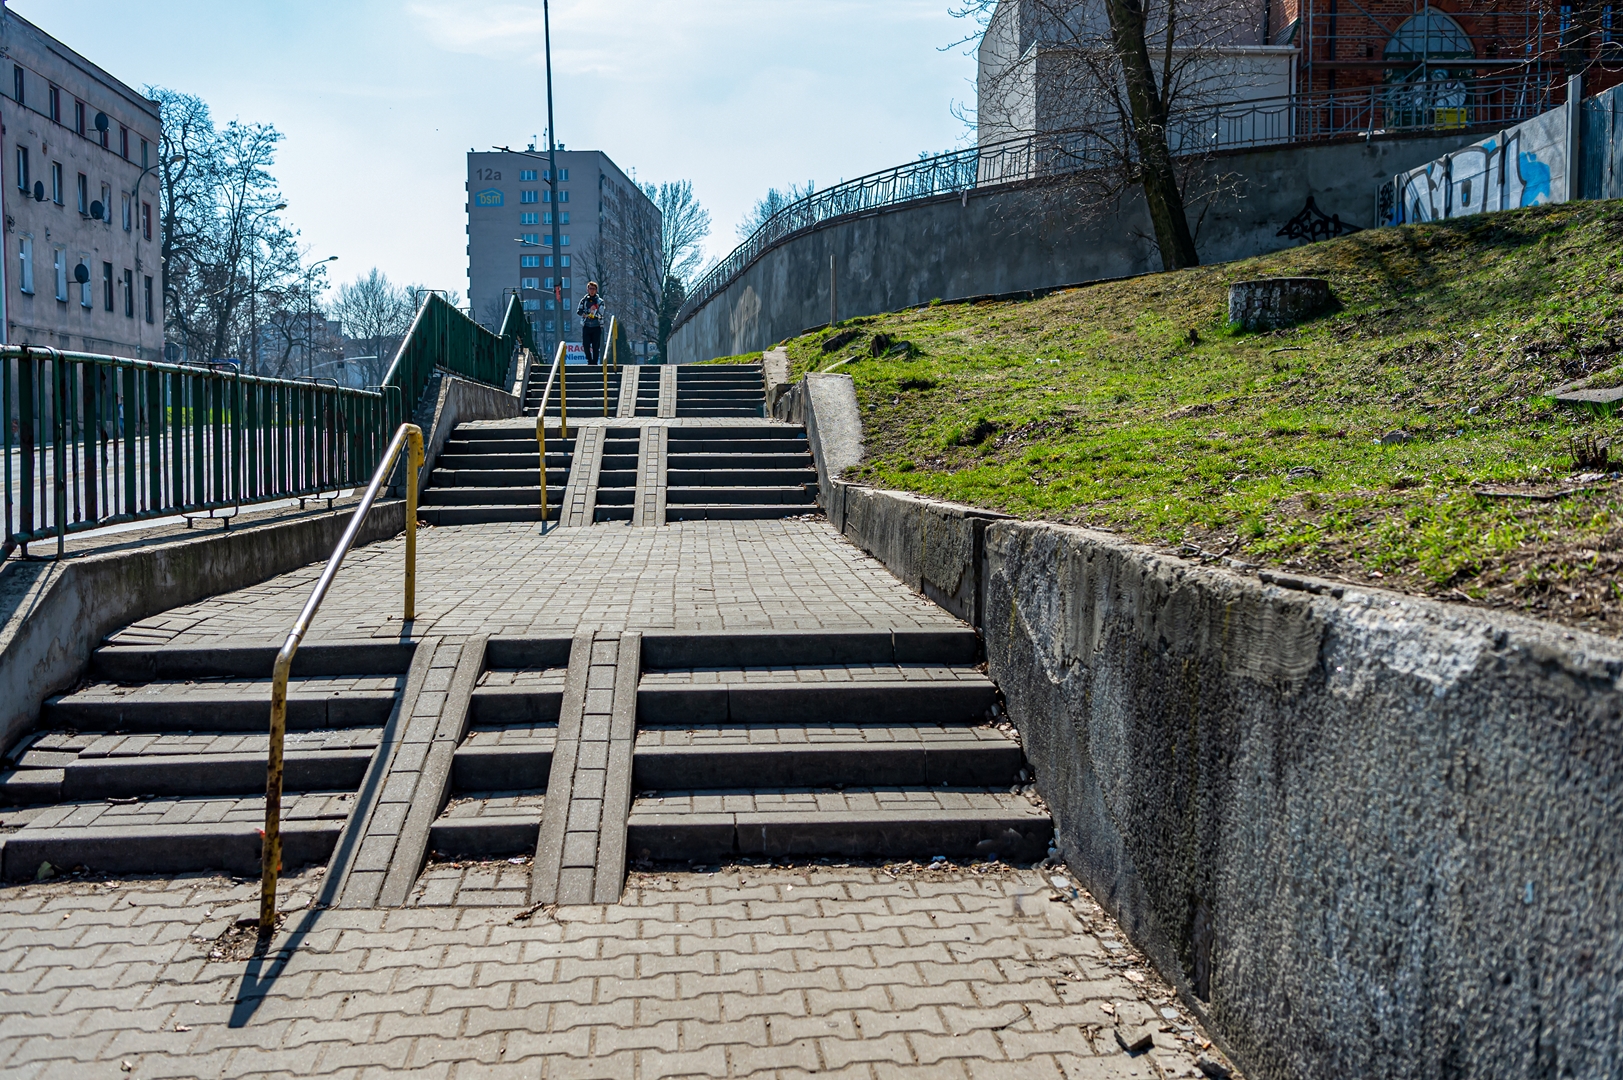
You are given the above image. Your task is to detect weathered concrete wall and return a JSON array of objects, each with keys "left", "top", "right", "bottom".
[
  {"left": 670, "top": 133, "right": 1466, "bottom": 362},
  {"left": 812, "top": 459, "right": 1623, "bottom": 1080},
  {"left": 399, "top": 371, "right": 522, "bottom": 493},
  {"left": 0, "top": 503, "right": 407, "bottom": 754}
]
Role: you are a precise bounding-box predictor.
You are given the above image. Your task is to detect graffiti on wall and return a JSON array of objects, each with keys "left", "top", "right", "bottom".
[
  {"left": 1276, "top": 196, "right": 1363, "bottom": 243},
  {"left": 1383, "top": 98, "right": 1571, "bottom": 226}
]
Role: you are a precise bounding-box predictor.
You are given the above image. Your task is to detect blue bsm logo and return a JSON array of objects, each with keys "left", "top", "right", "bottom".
[{"left": 474, "top": 188, "right": 503, "bottom": 207}]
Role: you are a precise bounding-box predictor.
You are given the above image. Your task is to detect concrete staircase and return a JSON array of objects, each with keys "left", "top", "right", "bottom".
[
  {"left": 0, "top": 642, "right": 412, "bottom": 880},
  {"left": 665, "top": 426, "right": 818, "bottom": 520},
  {"left": 526, "top": 366, "right": 623, "bottom": 419},
  {"left": 593, "top": 427, "right": 639, "bottom": 523},
  {"left": 676, "top": 365, "right": 765, "bottom": 417},
  {"left": 634, "top": 367, "right": 660, "bottom": 416},
  {"left": 419, "top": 425, "right": 571, "bottom": 526}
]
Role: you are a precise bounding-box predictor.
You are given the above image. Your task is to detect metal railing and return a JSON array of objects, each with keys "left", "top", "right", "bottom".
[
  {"left": 4, "top": 293, "right": 525, "bottom": 558},
  {"left": 535, "top": 341, "right": 567, "bottom": 526},
  {"left": 260, "top": 421, "right": 423, "bottom": 934},
  {"left": 675, "top": 69, "right": 1565, "bottom": 327},
  {"left": 2, "top": 346, "right": 392, "bottom": 559}
]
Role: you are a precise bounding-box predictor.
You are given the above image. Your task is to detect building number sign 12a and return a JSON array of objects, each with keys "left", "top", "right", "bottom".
[{"left": 473, "top": 168, "right": 502, "bottom": 180}]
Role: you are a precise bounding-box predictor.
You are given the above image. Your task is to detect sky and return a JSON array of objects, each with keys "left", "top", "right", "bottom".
[{"left": 10, "top": 0, "right": 981, "bottom": 299}]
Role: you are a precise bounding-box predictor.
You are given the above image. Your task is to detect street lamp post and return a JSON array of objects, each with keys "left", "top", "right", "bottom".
[
  {"left": 304, "top": 255, "right": 338, "bottom": 377},
  {"left": 247, "top": 202, "right": 287, "bottom": 375},
  {"left": 542, "top": 0, "right": 565, "bottom": 364}
]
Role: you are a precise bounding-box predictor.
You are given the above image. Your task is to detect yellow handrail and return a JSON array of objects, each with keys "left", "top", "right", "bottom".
[
  {"left": 260, "top": 422, "right": 423, "bottom": 935},
  {"left": 610, "top": 315, "right": 620, "bottom": 372},
  {"left": 535, "top": 341, "right": 567, "bottom": 526}
]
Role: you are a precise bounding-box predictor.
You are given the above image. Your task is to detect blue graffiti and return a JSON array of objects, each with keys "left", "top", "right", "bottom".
[{"left": 1519, "top": 153, "right": 1552, "bottom": 205}]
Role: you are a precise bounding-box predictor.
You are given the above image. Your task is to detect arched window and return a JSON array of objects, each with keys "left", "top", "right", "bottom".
[{"left": 1383, "top": 9, "right": 1475, "bottom": 130}]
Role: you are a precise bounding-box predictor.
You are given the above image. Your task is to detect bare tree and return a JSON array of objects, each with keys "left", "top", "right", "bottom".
[
  {"left": 736, "top": 181, "right": 815, "bottom": 241},
  {"left": 959, "top": 0, "right": 1268, "bottom": 271},
  {"left": 334, "top": 269, "right": 414, "bottom": 386},
  {"left": 627, "top": 181, "right": 711, "bottom": 362}
]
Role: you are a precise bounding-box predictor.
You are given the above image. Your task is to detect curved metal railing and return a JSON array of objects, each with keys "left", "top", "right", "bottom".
[
  {"left": 674, "top": 70, "right": 1562, "bottom": 328},
  {"left": 260, "top": 421, "right": 423, "bottom": 934}
]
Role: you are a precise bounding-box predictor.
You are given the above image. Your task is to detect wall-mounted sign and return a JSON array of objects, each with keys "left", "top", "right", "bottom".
[
  {"left": 565, "top": 342, "right": 586, "bottom": 364},
  {"left": 473, "top": 188, "right": 504, "bottom": 208}
]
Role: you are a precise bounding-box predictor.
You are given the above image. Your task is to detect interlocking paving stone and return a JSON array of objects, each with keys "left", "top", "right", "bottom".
[
  {"left": 635, "top": 723, "right": 1008, "bottom": 747},
  {"left": 0, "top": 864, "right": 1234, "bottom": 1077}
]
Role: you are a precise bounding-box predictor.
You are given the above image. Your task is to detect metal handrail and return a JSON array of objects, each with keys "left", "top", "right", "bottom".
[
  {"left": 259, "top": 421, "right": 423, "bottom": 934},
  {"left": 603, "top": 316, "right": 618, "bottom": 416},
  {"left": 535, "top": 340, "right": 566, "bottom": 525}
]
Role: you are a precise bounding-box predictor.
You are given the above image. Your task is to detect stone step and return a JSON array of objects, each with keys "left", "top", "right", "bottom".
[
  {"left": 422, "top": 486, "right": 559, "bottom": 507},
  {"left": 429, "top": 468, "right": 566, "bottom": 487},
  {"left": 43, "top": 676, "right": 403, "bottom": 732},
  {"left": 443, "top": 437, "right": 573, "bottom": 455},
  {"left": 674, "top": 408, "right": 766, "bottom": 418},
  {"left": 665, "top": 486, "right": 815, "bottom": 506},
  {"left": 3, "top": 740, "right": 376, "bottom": 803},
  {"left": 594, "top": 507, "right": 633, "bottom": 523},
  {"left": 90, "top": 642, "right": 415, "bottom": 682},
  {"left": 666, "top": 468, "right": 818, "bottom": 487},
  {"left": 667, "top": 425, "right": 805, "bottom": 440},
  {"left": 597, "top": 469, "right": 638, "bottom": 486},
  {"left": 469, "top": 667, "right": 568, "bottom": 723},
  {"left": 632, "top": 725, "right": 1021, "bottom": 789},
  {"left": 437, "top": 451, "right": 570, "bottom": 468},
  {"left": 427, "top": 792, "right": 546, "bottom": 858},
  {"left": 626, "top": 787, "right": 1049, "bottom": 863},
  {"left": 452, "top": 728, "right": 557, "bottom": 791},
  {"left": 666, "top": 439, "right": 809, "bottom": 455},
  {"left": 666, "top": 453, "right": 812, "bottom": 470},
  {"left": 0, "top": 792, "right": 351, "bottom": 880},
  {"left": 663, "top": 504, "right": 819, "bottom": 521},
  {"left": 639, "top": 628, "right": 980, "bottom": 668},
  {"left": 595, "top": 490, "right": 635, "bottom": 506},
  {"left": 636, "top": 664, "right": 995, "bottom": 724},
  {"left": 419, "top": 505, "right": 557, "bottom": 525}
]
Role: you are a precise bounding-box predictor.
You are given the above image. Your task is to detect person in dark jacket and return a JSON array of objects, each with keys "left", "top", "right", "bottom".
[{"left": 577, "top": 282, "right": 605, "bottom": 365}]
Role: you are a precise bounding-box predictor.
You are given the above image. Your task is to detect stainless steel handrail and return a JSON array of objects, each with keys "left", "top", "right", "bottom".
[
  {"left": 535, "top": 341, "right": 567, "bottom": 526},
  {"left": 259, "top": 421, "right": 423, "bottom": 934}
]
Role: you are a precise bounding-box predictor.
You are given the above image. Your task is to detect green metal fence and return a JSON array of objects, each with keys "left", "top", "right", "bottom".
[{"left": 3, "top": 293, "right": 527, "bottom": 559}]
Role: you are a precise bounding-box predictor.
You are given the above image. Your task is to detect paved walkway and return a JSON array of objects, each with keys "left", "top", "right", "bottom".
[
  {"left": 5, "top": 517, "right": 1242, "bottom": 1077},
  {"left": 0, "top": 862, "right": 1229, "bottom": 1079},
  {"left": 110, "top": 520, "right": 951, "bottom": 648}
]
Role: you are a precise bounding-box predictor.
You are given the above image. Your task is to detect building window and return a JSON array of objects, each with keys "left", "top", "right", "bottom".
[
  {"left": 561, "top": 277, "right": 571, "bottom": 290},
  {"left": 74, "top": 101, "right": 86, "bottom": 137},
  {"left": 123, "top": 269, "right": 134, "bottom": 317},
  {"left": 11, "top": 64, "right": 22, "bottom": 105},
  {"left": 51, "top": 162, "right": 63, "bottom": 204},
  {"left": 521, "top": 276, "right": 540, "bottom": 289},
  {"left": 18, "top": 237, "right": 34, "bottom": 295},
  {"left": 143, "top": 275, "right": 154, "bottom": 323},
  {"left": 520, "top": 169, "right": 537, "bottom": 181},
  {"left": 78, "top": 260, "right": 92, "bottom": 307},
  {"left": 48, "top": 85, "right": 60, "bottom": 123},
  {"left": 520, "top": 255, "right": 541, "bottom": 268},
  {"left": 122, "top": 193, "right": 132, "bottom": 232},
  {"left": 544, "top": 277, "right": 554, "bottom": 290},
  {"left": 101, "top": 183, "right": 112, "bottom": 221},
  {"left": 544, "top": 255, "right": 554, "bottom": 268},
  {"left": 53, "top": 249, "right": 66, "bottom": 301},
  {"left": 99, "top": 123, "right": 109, "bottom": 150},
  {"left": 544, "top": 319, "right": 555, "bottom": 332},
  {"left": 103, "top": 262, "right": 114, "bottom": 311},
  {"left": 520, "top": 190, "right": 539, "bottom": 204},
  {"left": 545, "top": 298, "right": 557, "bottom": 311},
  {"left": 14, "top": 147, "right": 27, "bottom": 193},
  {"left": 561, "top": 254, "right": 571, "bottom": 267},
  {"left": 558, "top": 190, "right": 570, "bottom": 203},
  {"left": 521, "top": 232, "right": 539, "bottom": 244},
  {"left": 76, "top": 173, "right": 88, "bottom": 214},
  {"left": 119, "top": 125, "right": 129, "bottom": 159},
  {"left": 142, "top": 202, "right": 152, "bottom": 240},
  {"left": 520, "top": 212, "right": 539, "bottom": 225},
  {"left": 522, "top": 298, "right": 540, "bottom": 311},
  {"left": 141, "top": 138, "right": 149, "bottom": 168},
  {"left": 560, "top": 234, "right": 570, "bottom": 246}
]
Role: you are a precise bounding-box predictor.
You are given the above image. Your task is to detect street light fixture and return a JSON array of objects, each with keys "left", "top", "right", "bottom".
[
  {"left": 304, "top": 255, "right": 338, "bottom": 378},
  {"left": 247, "top": 202, "right": 288, "bottom": 375}
]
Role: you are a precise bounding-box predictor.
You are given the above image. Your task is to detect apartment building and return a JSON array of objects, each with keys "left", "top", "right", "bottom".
[
  {"left": 1, "top": 9, "right": 162, "bottom": 360},
  {"left": 465, "top": 146, "right": 661, "bottom": 361}
]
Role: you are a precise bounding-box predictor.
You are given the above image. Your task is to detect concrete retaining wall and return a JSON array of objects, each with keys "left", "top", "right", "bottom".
[
  {"left": 790, "top": 376, "right": 1623, "bottom": 1078},
  {"left": 670, "top": 133, "right": 1465, "bottom": 362}
]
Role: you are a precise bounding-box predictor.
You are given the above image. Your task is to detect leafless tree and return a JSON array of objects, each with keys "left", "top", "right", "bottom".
[
  {"left": 957, "top": 0, "right": 1268, "bottom": 270},
  {"left": 625, "top": 181, "right": 711, "bottom": 362},
  {"left": 334, "top": 269, "right": 414, "bottom": 386},
  {"left": 736, "top": 181, "right": 816, "bottom": 241}
]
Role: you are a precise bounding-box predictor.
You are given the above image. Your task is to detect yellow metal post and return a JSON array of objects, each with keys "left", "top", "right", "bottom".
[
  {"left": 536, "top": 413, "right": 549, "bottom": 527},
  {"left": 260, "top": 650, "right": 291, "bottom": 933},
  {"left": 404, "top": 424, "right": 422, "bottom": 621},
  {"left": 557, "top": 341, "right": 568, "bottom": 439}
]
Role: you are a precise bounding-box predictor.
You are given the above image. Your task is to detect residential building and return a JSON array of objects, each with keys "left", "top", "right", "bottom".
[
  {"left": 464, "top": 146, "right": 662, "bottom": 362},
  {"left": 1, "top": 9, "right": 161, "bottom": 360}
]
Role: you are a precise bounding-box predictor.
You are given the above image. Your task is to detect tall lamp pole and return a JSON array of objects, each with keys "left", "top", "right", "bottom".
[
  {"left": 543, "top": 0, "right": 565, "bottom": 363},
  {"left": 304, "top": 255, "right": 338, "bottom": 377},
  {"left": 247, "top": 202, "right": 287, "bottom": 375}
]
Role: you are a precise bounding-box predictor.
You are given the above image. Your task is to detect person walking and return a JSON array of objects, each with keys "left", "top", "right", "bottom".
[{"left": 577, "top": 281, "right": 606, "bottom": 366}]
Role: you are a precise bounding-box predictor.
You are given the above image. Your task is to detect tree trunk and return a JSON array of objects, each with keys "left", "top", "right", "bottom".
[{"left": 1102, "top": 0, "right": 1200, "bottom": 270}]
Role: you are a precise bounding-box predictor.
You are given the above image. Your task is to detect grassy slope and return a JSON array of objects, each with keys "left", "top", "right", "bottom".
[{"left": 772, "top": 203, "right": 1623, "bottom": 635}]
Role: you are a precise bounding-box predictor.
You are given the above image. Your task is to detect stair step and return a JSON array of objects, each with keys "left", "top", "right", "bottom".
[
  {"left": 636, "top": 665, "right": 995, "bottom": 724},
  {"left": 423, "top": 486, "right": 559, "bottom": 506},
  {"left": 632, "top": 726, "right": 1021, "bottom": 788},
  {"left": 664, "top": 505, "right": 820, "bottom": 521},
  {"left": 419, "top": 505, "right": 558, "bottom": 525},
  {"left": 666, "top": 469, "right": 817, "bottom": 486},
  {"left": 430, "top": 468, "right": 567, "bottom": 487},
  {"left": 639, "top": 628, "right": 980, "bottom": 668},
  {"left": 453, "top": 729, "right": 557, "bottom": 790},
  {"left": 626, "top": 788, "right": 1049, "bottom": 863},
  {"left": 665, "top": 487, "right": 815, "bottom": 505},
  {"left": 0, "top": 793, "right": 350, "bottom": 880},
  {"left": 427, "top": 792, "right": 547, "bottom": 858},
  {"left": 470, "top": 668, "right": 567, "bottom": 723},
  {"left": 666, "top": 440, "right": 809, "bottom": 454},
  {"left": 666, "top": 454, "right": 811, "bottom": 469},
  {"left": 90, "top": 642, "right": 415, "bottom": 681},
  {"left": 43, "top": 676, "right": 402, "bottom": 732}
]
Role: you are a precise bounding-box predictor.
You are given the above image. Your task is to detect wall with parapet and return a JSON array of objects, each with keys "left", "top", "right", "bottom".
[{"left": 670, "top": 133, "right": 1464, "bottom": 363}]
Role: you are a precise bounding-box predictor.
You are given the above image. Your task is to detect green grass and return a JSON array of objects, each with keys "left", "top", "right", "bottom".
[{"left": 773, "top": 202, "right": 1623, "bottom": 634}]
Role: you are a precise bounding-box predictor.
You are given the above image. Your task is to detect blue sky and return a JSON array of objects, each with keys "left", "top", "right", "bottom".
[{"left": 12, "top": 0, "right": 978, "bottom": 297}]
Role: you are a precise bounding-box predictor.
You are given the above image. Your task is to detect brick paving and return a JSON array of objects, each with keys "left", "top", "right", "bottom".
[
  {"left": 0, "top": 863, "right": 1236, "bottom": 1078},
  {"left": 107, "top": 520, "right": 954, "bottom": 649}
]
